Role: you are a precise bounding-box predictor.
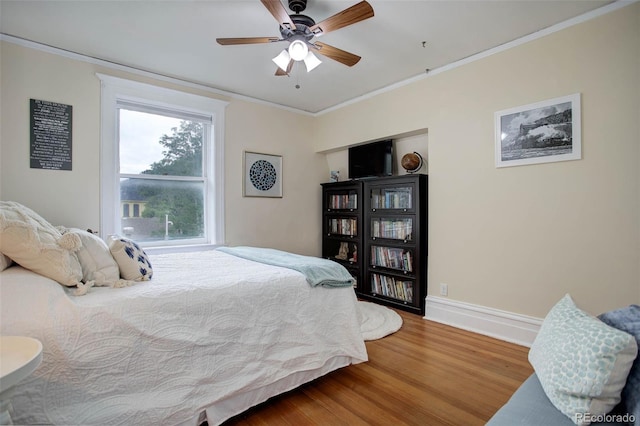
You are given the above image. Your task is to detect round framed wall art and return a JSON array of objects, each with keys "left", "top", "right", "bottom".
[{"left": 243, "top": 151, "right": 283, "bottom": 197}]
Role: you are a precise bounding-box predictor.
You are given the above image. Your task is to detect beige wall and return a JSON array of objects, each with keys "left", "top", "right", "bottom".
[
  {"left": 0, "top": 41, "right": 323, "bottom": 256},
  {"left": 224, "top": 99, "right": 322, "bottom": 254},
  {"left": 312, "top": 3, "right": 640, "bottom": 317},
  {"left": 1, "top": 42, "right": 102, "bottom": 227}
]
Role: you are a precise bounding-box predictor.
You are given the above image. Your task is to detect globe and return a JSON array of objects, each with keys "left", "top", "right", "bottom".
[{"left": 401, "top": 152, "right": 423, "bottom": 173}]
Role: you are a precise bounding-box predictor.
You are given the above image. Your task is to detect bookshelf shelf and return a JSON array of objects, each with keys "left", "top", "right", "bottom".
[{"left": 371, "top": 218, "right": 413, "bottom": 241}]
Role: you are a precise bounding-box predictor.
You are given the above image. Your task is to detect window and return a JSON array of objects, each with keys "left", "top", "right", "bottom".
[{"left": 98, "top": 74, "right": 227, "bottom": 248}]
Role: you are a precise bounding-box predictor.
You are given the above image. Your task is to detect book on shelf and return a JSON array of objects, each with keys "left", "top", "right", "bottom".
[
  {"left": 329, "top": 218, "right": 357, "bottom": 236},
  {"left": 329, "top": 193, "right": 357, "bottom": 209},
  {"left": 371, "top": 188, "right": 412, "bottom": 209},
  {"left": 371, "top": 219, "right": 413, "bottom": 240},
  {"left": 370, "top": 246, "right": 413, "bottom": 272},
  {"left": 370, "top": 273, "right": 414, "bottom": 303}
]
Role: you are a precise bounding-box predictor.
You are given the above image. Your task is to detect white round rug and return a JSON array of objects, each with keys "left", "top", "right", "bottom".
[{"left": 357, "top": 301, "right": 403, "bottom": 341}]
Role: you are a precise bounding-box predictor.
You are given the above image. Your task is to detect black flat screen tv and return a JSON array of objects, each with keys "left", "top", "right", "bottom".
[{"left": 348, "top": 140, "right": 394, "bottom": 179}]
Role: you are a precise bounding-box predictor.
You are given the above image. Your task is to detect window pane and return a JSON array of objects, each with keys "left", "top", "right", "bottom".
[
  {"left": 119, "top": 109, "right": 203, "bottom": 177},
  {"left": 120, "top": 178, "right": 204, "bottom": 243}
]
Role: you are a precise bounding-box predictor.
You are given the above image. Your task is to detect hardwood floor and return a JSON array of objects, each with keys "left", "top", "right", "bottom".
[{"left": 223, "top": 308, "right": 533, "bottom": 425}]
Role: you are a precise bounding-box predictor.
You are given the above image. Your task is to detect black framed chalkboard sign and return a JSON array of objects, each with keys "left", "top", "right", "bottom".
[{"left": 30, "top": 98, "right": 72, "bottom": 171}]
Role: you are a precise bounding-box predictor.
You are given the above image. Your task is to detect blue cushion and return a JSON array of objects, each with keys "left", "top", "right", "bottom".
[
  {"left": 599, "top": 305, "right": 640, "bottom": 426},
  {"left": 488, "top": 374, "right": 632, "bottom": 426},
  {"left": 488, "top": 374, "right": 578, "bottom": 426}
]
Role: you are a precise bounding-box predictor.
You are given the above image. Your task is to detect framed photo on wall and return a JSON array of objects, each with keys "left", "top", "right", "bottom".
[
  {"left": 495, "top": 93, "right": 581, "bottom": 168},
  {"left": 243, "top": 151, "right": 283, "bottom": 197}
]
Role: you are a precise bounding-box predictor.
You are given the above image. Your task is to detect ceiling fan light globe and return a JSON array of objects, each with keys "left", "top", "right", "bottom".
[
  {"left": 303, "top": 51, "right": 322, "bottom": 72},
  {"left": 288, "top": 40, "right": 308, "bottom": 61},
  {"left": 272, "top": 49, "right": 291, "bottom": 72}
]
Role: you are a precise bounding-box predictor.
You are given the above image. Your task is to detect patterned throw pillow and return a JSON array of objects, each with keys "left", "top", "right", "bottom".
[
  {"left": 599, "top": 305, "right": 640, "bottom": 426},
  {"left": 529, "top": 294, "right": 638, "bottom": 425},
  {"left": 107, "top": 236, "right": 153, "bottom": 281}
]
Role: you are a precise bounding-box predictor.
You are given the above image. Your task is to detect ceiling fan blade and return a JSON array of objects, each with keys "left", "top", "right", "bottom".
[
  {"left": 275, "top": 60, "right": 294, "bottom": 76},
  {"left": 309, "top": 1, "right": 374, "bottom": 36},
  {"left": 260, "top": 0, "right": 297, "bottom": 30},
  {"left": 216, "top": 37, "right": 280, "bottom": 45},
  {"left": 312, "top": 42, "right": 361, "bottom": 67}
]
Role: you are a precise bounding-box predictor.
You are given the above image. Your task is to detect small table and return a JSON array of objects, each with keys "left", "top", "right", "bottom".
[{"left": 0, "top": 336, "right": 43, "bottom": 425}]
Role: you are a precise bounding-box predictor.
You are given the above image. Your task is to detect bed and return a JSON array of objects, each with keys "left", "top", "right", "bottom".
[{"left": 0, "top": 248, "right": 368, "bottom": 425}]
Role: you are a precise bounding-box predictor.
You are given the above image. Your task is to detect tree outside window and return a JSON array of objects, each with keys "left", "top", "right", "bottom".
[{"left": 119, "top": 111, "right": 207, "bottom": 243}]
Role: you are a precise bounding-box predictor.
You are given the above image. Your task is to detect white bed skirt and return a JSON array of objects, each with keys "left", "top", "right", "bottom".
[{"left": 202, "top": 355, "right": 353, "bottom": 426}]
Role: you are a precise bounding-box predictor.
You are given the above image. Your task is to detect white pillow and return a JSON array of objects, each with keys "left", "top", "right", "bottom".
[
  {"left": 107, "top": 236, "right": 153, "bottom": 281},
  {"left": 0, "top": 201, "right": 83, "bottom": 287},
  {"left": 0, "top": 253, "right": 13, "bottom": 271},
  {"left": 62, "top": 228, "right": 120, "bottom": 287},
  {"left": 529, "top": 294, "right": 638, "bottom": 425}
]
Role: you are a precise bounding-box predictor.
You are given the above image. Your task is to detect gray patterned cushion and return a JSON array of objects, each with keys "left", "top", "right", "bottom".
[
  {"left": 599, "top": 305, "right": 640, "bottom": 425},
  {"left": 529, "top": 295, "right": 637, "bottom": 425}
]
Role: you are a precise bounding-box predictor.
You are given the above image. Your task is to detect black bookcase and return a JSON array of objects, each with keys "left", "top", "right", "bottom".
[
  {"left": 321, "top": 180, "right": 363, "bottom": 290},
  {"left": 363, "top": 174, "right": 427, "bottom": 314},
  {"left": 322, "top": 175, "right": 427, "bottom": 314}
]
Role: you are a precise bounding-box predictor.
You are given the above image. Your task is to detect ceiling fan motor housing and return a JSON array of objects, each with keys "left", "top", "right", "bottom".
[{"left": 280, "top": 14, "right": 316, "bottom": 41}]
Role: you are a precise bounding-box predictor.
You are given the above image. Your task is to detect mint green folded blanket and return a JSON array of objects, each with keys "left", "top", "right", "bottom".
[{"left": 217, "top": 246, "right": 354, "bottom": 288}]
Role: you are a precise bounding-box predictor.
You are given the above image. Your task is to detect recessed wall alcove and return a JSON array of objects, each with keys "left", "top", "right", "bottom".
[{"left": 322, "top": 129, "right": 428, "bottom": 181}]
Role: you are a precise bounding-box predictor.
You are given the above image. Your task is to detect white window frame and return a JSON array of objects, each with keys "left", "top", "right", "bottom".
[{"left": 97, "top": 73, "right": 227, "bottom": 249}]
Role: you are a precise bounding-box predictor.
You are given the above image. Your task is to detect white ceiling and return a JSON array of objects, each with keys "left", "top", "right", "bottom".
[{"left": 1, "top": 0, "right": 616, "bottom": 113}]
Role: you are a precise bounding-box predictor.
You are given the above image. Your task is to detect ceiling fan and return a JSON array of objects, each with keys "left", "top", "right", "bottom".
[{"left": 216, "top": 0, "right": 374, "bottom": 75}]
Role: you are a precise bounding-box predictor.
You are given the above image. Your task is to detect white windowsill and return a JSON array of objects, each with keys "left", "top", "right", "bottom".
[{"left": 144, "top": 243, "right": 224, "bottom": 255}]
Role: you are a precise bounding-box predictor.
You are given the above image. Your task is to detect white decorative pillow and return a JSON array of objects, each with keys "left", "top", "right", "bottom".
[
  {"left": 0, "top": 201, "right": 83, "bottom": 287},
  {"left": 107, "top": 236, "right": 153, "bottom": 281},
  {"left": 0, "top": 253, "right": 13, "bottom": 271},
  {"left": 61, "top": 228, "right": 120, "bottom": 287},
  {"left": 529, "top": 294, "right": 638, "bottom": 425}
]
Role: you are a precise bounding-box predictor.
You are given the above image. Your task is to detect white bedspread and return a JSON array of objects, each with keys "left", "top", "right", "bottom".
[{"left": 0, "top": 250, "right": 368, "bottom": 425}]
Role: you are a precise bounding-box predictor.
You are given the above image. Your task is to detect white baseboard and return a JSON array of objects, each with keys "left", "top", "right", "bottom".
[{"left": 424, "top": 296, "right": 543, "bottom": 347}]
